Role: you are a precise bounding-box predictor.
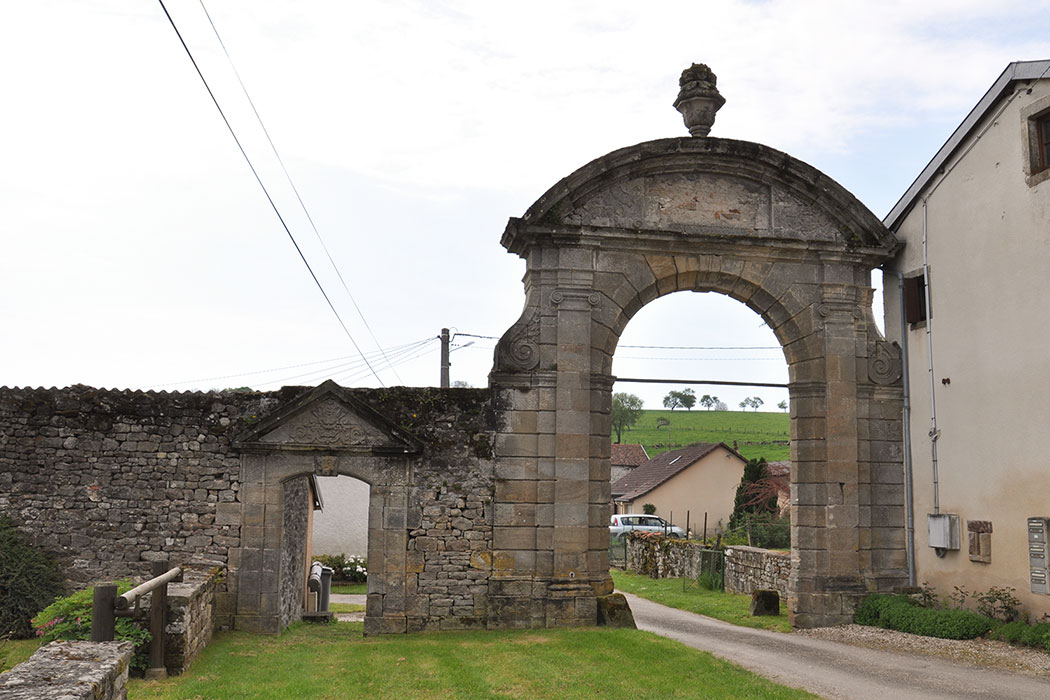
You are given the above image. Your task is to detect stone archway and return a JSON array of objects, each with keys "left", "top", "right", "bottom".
[
  {"left": 229, "top": 382, "right": 422, "bottom": 634},
  {"left": 489, "top": 133, "right": 907, "bottom": 627}
]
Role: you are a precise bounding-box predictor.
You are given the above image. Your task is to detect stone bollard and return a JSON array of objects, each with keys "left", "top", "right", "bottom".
[{"left": 750, "top": 589, "right": 780, "bottom": 616}]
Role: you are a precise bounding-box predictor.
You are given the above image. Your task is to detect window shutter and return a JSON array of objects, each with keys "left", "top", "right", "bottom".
[{"left": 903, "top": 275, "right": 927, "bottom": 324}]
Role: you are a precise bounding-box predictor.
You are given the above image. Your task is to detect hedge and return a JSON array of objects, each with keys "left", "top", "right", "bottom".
[{"left": 854, "top": 594, "right": 994, "bottom": 640}]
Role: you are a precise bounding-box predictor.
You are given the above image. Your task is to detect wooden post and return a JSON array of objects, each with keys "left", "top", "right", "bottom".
[
  {"left": 703, "top": 512, "right": 708, "bottom": 544},
  {"left": 91, "top": 583, "right": 117, "bottom": 642},
  {"left": 145, "top": 560, "right": 169, "bottom": 680}
]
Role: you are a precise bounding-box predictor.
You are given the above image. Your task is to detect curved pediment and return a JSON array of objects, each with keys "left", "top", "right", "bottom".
[
  {"left": 504, "top": 137, "right": 900, "bottom": 258},
  {"left": 232, "top": 380, "right": 421, "bottom": 454}
]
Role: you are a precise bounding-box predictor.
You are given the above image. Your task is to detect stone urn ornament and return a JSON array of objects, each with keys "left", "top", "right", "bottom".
[{"left": 673, "top": 63, "right": 725, "bottom": 137}]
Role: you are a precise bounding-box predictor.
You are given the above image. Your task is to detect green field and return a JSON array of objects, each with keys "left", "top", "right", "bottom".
[{"left": 619, "top": 409, "right": 789, "bottom": 461}]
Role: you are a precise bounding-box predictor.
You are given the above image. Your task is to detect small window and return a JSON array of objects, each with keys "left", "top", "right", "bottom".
[
  {"left": 903, "top": 274, "right": 928, "bottom": 325},
  {"left": 1038, "top": 114, "right": 1050, "bottom": 174},
  {"left": 1022, "top": 94, "right": 1050, "bottom": 187}
]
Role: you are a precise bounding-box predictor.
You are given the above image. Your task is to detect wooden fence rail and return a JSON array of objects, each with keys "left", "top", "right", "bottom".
[{"left": 91, "top": 559, "right": 182, "bottom": 680}]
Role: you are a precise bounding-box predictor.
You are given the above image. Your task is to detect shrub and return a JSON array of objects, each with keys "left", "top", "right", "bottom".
[
  {"left": 32, "top": 582, "right": 151, "bottom": 674},
  {"left": 0, "top": 515, "right": 64, "bottom": 639},
  {"left": 854, "top": 594, "right": 993, "bottom": 640},
  {"left": 642, "top": 503, "right": 656, "bottom": 515},
  {"left": 315, "top": 554, "right": 367, "bottom": 583},
  {"left": 974, "top": 586, "right": 1021, "bottom": 622},
  {"left": 990, "top": 621, "right": 1050, "bottom": 649}
]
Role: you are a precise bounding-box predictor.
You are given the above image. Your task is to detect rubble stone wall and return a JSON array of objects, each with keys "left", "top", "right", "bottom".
[
  {"left": 624, "top": 534, "right": 723, "bottom": 580},
  {"left": 156, "top": 566, "right": 221, "bottom": 675},
  {"left": 725, "top": 545, "right": 790, "bottom": 597},
  {"left": 0, "top": 641, "right": 133, "bottom": 700},
  {"left": 0, "top": 385, "right": 276, "bottom": 585},
  {"left": 0, "top": 384, "right": 501, "bottom": 635}
]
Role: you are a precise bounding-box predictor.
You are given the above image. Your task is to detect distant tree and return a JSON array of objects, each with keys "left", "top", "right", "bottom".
[
  {"left": 739, "top": 398, "right": 752, "bottom": 411},
  {"left": 714, "top": 400, "right": 728, "bottom": 411},
  {"left": 729, "top": 457, "right": 778, "bottom": 529},
  {"left": 663, "top": 391, "right": 683, "bottom": 410},
  {"left": 777, "top": 400, "right": 788, "bottom": 412},
  {"left": 699, "top": 394, "right": 715, "bottom": 411},
  {"left": 611, "top": 392, "right": 644, "bottom": 444},
  {"left": 679, "top": 388, "right": 697, "bottom": 410},
  {"left": 751, "top": 397, "right": 764, "bottom": 412},
  {"left": 452, "top": 380, "right": 471, "bottom": 388},
  {"left": 656, "top": 417, "right": 671, "bottom": 430}
]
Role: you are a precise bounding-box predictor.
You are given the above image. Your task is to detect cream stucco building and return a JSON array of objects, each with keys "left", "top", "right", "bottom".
[
  {"left": 883, "top": 60, "right": 1050, "bottom": 617},
  {"left": 611, "top": 442, "right": 747, "bottom": 535}
]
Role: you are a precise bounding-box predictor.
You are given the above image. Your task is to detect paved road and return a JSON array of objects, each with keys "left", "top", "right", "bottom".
[{"left": 625, "top": 593, "right": 1050, "bottom": 700}]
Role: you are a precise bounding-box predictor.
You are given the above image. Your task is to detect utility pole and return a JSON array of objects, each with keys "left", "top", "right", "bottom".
[{"left": 440, "top": 328, "right": 450, "bottom": 388}]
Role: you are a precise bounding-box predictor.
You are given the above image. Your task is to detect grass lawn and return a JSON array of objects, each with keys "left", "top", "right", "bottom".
[
  {"left": 0, "top": 638, "right": 42, "bottom": 673},
  {"left": 623, "top": 409, "right": 789, "bottom": 461},
  {"left": 329, "top": 602, "right": 365, "bottom": 613},
  {"left": 331, "top": 582, "right": 367, "bottom": 595},
  {"left": 129, "top": 621, "right": 815, "bottom": 700},
  {"left": 612, "top": 569, "right": 792, "bottom": 633}
]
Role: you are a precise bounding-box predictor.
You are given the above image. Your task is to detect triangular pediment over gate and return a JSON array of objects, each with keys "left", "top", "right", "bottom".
[{"left": 232, "top": 380, "right": 421, "bottom": 454}]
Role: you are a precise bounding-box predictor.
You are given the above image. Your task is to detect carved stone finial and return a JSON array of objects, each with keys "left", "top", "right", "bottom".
[{"left": 673, "top": 63, "right": 725, "bottom": 137}]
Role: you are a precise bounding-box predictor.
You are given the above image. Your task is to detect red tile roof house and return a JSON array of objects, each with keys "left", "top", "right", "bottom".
[
  {"left": 610, "top": 443, "right": 649, "bottom": 483},
  {"left": 611, "top": 442, "right": 748, "bottom": 536}
]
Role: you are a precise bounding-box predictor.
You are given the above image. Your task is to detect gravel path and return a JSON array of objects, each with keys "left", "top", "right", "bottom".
[
  {"left": 626, "top": 592, "right": 1050, "bottom": 700},
  {"left": 798, "top": 624, "right": 1050, "bottom": 679}
]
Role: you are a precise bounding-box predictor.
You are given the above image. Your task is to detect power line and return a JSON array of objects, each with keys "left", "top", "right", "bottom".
[
  {"left": 619, "top": 344, "right": 779, "bottom": 350},
  {"left": 155, "top": 0, "right": 385, "bottom": 386},
  {"left": 454, "top": 331, "right": 780, "bottom": 351},
  {"left": 617, "top": 356, "right": 783, "bottom": 362},
  {"left": 195, "top": 0, "right": 401, "bottom": 383},
  {"left": 257, "top": 338, "right": 436, "bottom": 389},
  {"left": 145, "top": 337, "right": 435, "bottom": 389}
]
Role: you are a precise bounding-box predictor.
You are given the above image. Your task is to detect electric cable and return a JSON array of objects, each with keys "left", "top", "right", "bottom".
[
  {"left": 195, "top": 0, "right": 401, "bottom": 382},
  {"left": 155, "top": 0, "right": 385, "bottom": 386}
]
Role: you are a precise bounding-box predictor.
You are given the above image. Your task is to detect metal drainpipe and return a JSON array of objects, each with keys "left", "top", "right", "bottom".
[
  {"left": 921, "top": 198, "right": 941, "bottom": 517},
  {"left": 888, "top": 268, "right": 917, "bottom": 586}
]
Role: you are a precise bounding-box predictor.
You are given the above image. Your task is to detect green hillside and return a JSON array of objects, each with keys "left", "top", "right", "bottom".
[{"left": 618, "top": 409, "right": 789, "bottom": 462}]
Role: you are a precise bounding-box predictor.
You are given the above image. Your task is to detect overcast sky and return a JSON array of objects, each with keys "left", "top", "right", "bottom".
[{"left": 2, "top": 1, "right": 1047, "bottom": 411}]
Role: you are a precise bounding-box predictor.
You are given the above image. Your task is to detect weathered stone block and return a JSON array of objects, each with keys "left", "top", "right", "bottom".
[{"left": 750, "top": 589, "right": 781, "bottom": 616}]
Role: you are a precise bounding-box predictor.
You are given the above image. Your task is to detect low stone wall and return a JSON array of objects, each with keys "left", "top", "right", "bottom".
[
  {"left": 624, "top": 533, "right": 722, "bottom": 580},
  {"left": 162, "top": 566, "right": 221, "bottom": 675},
  {"left": 0, "top": 641, "right": 134, "bottom": 699},
  {"left": 624, "top": 535, "right": 791, "bottom": 599},
  {"left": 724, "top": 545, "right": 790, "bottom": 597}
]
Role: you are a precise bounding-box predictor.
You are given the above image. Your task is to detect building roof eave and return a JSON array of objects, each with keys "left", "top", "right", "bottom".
[{"left": 884, "top": 60, "right": 1050, "bottom": 231}]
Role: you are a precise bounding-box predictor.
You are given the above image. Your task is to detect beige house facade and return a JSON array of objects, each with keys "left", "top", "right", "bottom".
[
  {"left": 611, "top": 443, "right": 747, "bottom": 534},
  {"left": 883, "top": 60, "right": 1050, "bottom": 617}
]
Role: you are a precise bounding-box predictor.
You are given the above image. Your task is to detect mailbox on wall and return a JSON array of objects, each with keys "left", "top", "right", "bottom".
[{"left": 1030, "top": 517, "right": 1050, "bottom": 595}]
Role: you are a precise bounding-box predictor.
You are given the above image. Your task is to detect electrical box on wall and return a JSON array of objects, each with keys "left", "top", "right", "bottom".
[
  {"left": 1029, "top": 517, "right": 1050, "bottom": 595},
  {"left": 928, "top": 513, "right": 960, "bottom": 551}
]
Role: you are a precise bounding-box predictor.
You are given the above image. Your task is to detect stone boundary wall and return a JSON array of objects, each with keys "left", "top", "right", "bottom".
[
  {"left": 0, "top": 384, "right": 500, "bottom": 633},
  {"left": 624, "top": 536, "right": 791, "bottom": 598},
  {"left": 624, "top": 533, "right": 723, "bottom": 580},
  {"left": 724, "top": 545, "right": 790, "bottom": 597},
  {"left": 0, "top": 641, "right": 134, "bottom": 699},
  {"left": 0, "top": 385, "right": 279, "bottom": 586}
]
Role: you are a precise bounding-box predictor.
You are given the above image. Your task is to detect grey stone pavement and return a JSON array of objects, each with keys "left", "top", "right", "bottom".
[{"left": 625, "top": 592, "right": 1050, "bottom": 700}]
